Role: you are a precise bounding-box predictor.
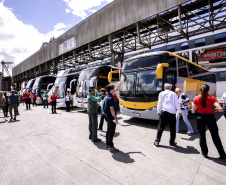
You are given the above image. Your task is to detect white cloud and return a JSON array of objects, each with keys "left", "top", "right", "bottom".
[
  {"left": 89, "top": 9, "right": 97, "bottom": 13},
  {"left": 66, "top": 8, "right": 71, "bottom": 13},
  {"left": 62, "top": 0, "right": 114, "bottom": 19},
  {"left": 0, "top": 1, "right": 68, "bottom": 67}
]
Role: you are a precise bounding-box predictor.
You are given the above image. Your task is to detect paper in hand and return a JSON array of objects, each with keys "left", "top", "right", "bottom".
[{"left": 113, "top": 120, "right": 122, "bottom": 126}]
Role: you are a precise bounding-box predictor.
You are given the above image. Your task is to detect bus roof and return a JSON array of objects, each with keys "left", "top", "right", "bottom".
[{"left": 124, "top": 51, "right": 212, "bottom": 73}]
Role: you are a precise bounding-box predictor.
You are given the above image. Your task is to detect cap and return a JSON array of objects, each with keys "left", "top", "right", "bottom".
[{"left": 99, "top": 88, "right": 106, "bottom": 92}]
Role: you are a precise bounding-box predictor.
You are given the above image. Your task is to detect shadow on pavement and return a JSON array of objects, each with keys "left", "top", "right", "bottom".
[
  {"left": 93, "top": 142, "right": 142, "bottom": 164},
  {"left": 0, "top": 120, "right": 8, "bottom": 124},
  {"left": 180, "top": 133, "right": 199, "bottom": 141},
  {"left": 111, "top": 151, "right": 144, "bottom": 163},
  {"left": 99, "top": 132, "right": 120, "bottom": 138},
  {"left": 208, "top": 157, "right": 226, "bottom": 166},
  {"left": 159, "top": 145, "right": 200, "bottom": 154},
  {"left": 123, "top": 118, "right": 159, "bottom": 130}
]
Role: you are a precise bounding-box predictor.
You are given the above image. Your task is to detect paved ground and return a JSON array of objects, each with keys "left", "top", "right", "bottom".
[{"left": 0, "top": 104, "right": 226, "bottom": 185}]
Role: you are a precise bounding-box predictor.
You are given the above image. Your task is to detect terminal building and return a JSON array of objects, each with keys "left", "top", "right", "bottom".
[{"left": 12, "top": 0, "right": 226, "bottom": 97}]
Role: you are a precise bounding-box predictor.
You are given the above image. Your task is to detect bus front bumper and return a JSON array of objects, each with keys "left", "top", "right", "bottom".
[
  {"left": 120, "top": 104, "right": 159, "bottom": 120},
  {"left": 77, "top": 102, "right": 88, "bottom": 109}
]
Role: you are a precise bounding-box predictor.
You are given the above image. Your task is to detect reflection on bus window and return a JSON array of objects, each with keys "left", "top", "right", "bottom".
[
  {"left": 120, "top": 73, "right": 136, "bottom": 96},
  {"left": 137, "top": 70, "right": 162, "bottom": 92}
]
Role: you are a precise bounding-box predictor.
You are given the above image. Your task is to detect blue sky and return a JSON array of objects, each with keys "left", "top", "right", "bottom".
[{"left": 0, "top": 0, "right": 113, "bottom": 67}]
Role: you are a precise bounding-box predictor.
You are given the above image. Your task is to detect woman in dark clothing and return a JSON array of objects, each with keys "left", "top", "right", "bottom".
[
  {"left": 4, "top": 92, "right": 9, "bottom": 117},
  {"left": 193, "top": 84, "right": 226, "bottom": 159}
]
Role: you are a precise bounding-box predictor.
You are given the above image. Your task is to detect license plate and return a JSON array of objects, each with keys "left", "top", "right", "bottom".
[
  {"left": 132, "top": 112, "right": 140, "bottom": 117},
  {"left": 81, "top": 104, "right": 84, "bottom": 107}
]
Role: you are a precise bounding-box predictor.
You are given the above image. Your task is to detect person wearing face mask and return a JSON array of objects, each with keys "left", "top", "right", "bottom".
[{"left": 193, "top": 84, "right": 226, "bottom": 159}]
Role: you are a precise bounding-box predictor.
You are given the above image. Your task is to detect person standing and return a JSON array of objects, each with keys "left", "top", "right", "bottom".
[
  {"left": 23, "top": 90, "right": 31, "bottom": 110},
  {"left": 65, "top": 92, "right": 71, "bottom": 112},
  {"left": 32, "top": 93, "right": 37, "bottom": 106},
  {"left": 0, "top": 91, "right": 6, "bottom": 118},
  {"left": 98, "top": 88, "right": 107, "bottom": 131},
  {"left": 105, "top": 83, "right": 121, "bottom": 152},
  {"left": 221, "top": 91, "right": 226, "bottom": 118},
  {"left": 28, "top": 90, "right": 32, "bottom": 107},
  {"left": 193, "top": 84, "right": 226, "bottom": 159},
  {"left": 4, "top": 92, "right": 9, "bottom": 116},
  {"left": 50, "top": 92, "right": 58, "bottom": 114},
  {"left": 154, "top": 83, "right": 182, "bottom": 147},
  {"left": 87, "top": 87, "right": 101, "bottom": 142},
  {"left": 42, "top": 91, "right": 49, "bottom": 108},
  {"left": 8, "top": 90, "right": 18, "bottom": 121},
  {"left": 69, "top": 92, "right": 73, "bottom": 111},
  {"left": 15, "top": 91, "right": 20, "bottom": 115},
  {"left": 175, "top": 88, "right": 194, "bottom": 134}
]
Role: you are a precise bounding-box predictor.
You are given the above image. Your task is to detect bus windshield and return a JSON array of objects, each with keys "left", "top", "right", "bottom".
[
  {"left": 78, "top": 68, "right": 98, "bottom": 81},
  {"left": 26, "top": 79, "right": 34, "bottom": 88},
  {"left": 55, "top": 76, "right": 67, "bottom": 85},
  {"left": 120, "top": 69, "right": 162, "bottom": 97},
  {"left": 33, "top": 77, "right": 41, "bottom": 88}
]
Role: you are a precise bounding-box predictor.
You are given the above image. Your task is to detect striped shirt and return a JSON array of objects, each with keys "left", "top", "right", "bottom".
[{"left": 178, "top": 93, "right": 190, "bottom": 111}]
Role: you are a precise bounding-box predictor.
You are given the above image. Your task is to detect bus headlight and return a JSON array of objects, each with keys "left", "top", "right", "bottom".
[
  {"left": 119, "top": 103, "right": 125, "bottom": 109},
  {"left": 145, "top": 106, "right": 157, "bottom": 111}
]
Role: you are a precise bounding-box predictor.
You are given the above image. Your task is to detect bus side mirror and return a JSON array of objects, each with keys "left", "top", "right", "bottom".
[
  {"left": 156, "top": 63, "right": 169, "bottom": 79},
  {"left": 108, "top": 70, "right": 121, "bottom": 83}
]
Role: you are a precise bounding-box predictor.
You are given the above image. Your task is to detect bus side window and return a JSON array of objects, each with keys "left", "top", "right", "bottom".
[
  {"left": 179, "top": 68, "right": 188, "bottom": 77},
  {"left": 187, "top": 63, "right": 206, "bottom": 76},
  {"left": 166, "top": 70, "right": 177, "bottom": 91}
]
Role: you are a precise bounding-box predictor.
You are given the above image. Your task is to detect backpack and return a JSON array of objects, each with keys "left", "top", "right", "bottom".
[{"left": 101, "top": 96, "right": 110, "bottom": 115}]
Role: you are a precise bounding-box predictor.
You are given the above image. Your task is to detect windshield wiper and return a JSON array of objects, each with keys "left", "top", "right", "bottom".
[
  {"left": 136, "top": 84, "right": 151, "bottom": 102},
  {"left": 124, "top": 79, "right": 136, "bottom": 100}
]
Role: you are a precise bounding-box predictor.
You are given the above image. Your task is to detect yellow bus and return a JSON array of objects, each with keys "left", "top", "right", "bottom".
[{"left": 109, "top": 51, "right": 216, "bottom": 120}]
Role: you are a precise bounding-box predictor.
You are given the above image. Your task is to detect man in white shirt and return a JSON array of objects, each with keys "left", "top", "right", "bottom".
[
  {"left": 154, "top": 83, "right": 182, "bottom": 146},
  {"left": 221, "top": 92, "right": 226, "bottom": 118}
]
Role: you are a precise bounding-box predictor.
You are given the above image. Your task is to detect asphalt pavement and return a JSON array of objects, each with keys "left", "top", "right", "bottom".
[{"left": 0, "top": 104, "right": 225, "bottom": 185}]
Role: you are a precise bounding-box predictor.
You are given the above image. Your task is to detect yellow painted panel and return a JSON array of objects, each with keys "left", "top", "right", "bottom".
[
  {"left": 119, "top": 98, "right": 158, "bottom": 110},
  {"left": 183, "top": 78, "right": 206, "bottom": 95}
]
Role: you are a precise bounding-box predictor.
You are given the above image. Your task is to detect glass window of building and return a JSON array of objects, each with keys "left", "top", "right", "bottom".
[
  {"left": 220, "top": 72, "right": 226, "bottom": 81},
  {"left": 195, "top": 38, "right": 205, "bottom": 47},
  {"left": 167, "top": 45, "right": 175, "bottom": 52},
  {"left": 215, "top": 33, "right": 226, "bottom": 43},
  {"left": 153, "top": 48, "right": 161, "bottom": 52},
  {"left": 181, "top": 42, "right": 189, "bottom": 50}
]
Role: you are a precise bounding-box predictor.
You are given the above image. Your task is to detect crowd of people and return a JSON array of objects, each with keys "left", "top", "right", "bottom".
[
  {"left": 1, "top": 82, "right": 226, "bottom": 159},
  {"left": 154, "top": 83, "right": 226, "bottom": 159}
]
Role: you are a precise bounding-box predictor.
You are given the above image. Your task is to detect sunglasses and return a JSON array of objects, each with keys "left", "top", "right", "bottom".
[{"left": 175, "top": 92, "right": 178, "bottom": 93}]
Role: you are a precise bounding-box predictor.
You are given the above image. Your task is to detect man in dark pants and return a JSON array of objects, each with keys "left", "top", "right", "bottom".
[
  {"left": 154, "top": 83, "right": 182, "bottom": 146},
  {"left": 98, "top": 88, "right": 107, "bottom": 130},
  {"left": 42, "top": 91, "right": 49, "bottom": 108},
  {"left": 87, "top": 87, "right": 101, "bottom": 142},
  {"left": 8, "top": 90, "right": 18, "bottom": 121},
  {"left": 4, "top": 92, "right": 9, "bottom": 117},
  {"left": 23, "top": 90, "right": 31, "bottom": 110},
  {"left": 105, "top": 83, "right": 120, "bottom": 152}
]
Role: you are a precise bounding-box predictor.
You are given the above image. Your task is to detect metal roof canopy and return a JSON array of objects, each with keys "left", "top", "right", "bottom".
[{"left": 13, "top": 0, "right": 226, "bottom": 82}]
